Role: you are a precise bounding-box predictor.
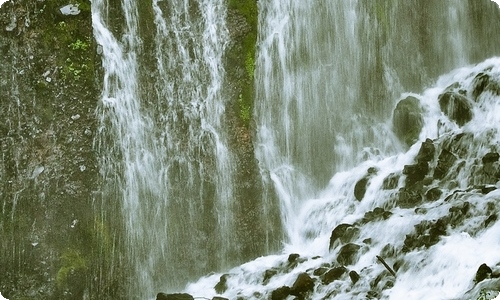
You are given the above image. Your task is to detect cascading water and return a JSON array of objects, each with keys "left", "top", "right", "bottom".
[
  {"left": 179, "top": 1, "right": 500, "bottom": 300},
  {"left": 254, "top": 0, "right": 500, "bottom": 247},
  {"left": 185, "top": 57, "right": 500, "bottom": 300},
  {"left": 92, "top": 0, "right": 235, "bottom": 296}
]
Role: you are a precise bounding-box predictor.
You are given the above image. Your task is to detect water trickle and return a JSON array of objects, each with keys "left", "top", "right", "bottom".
[{"left": 92, "top": 0, "right": 234, "bottom": 296}]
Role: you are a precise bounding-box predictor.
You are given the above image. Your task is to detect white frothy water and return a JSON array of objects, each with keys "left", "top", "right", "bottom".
[
  {"left": 185, "top": 57, "right": 500, "bottom": 300},
  {"left": 253, "top": 0, "right": 484, "bottom": 251},
  {"left": 92, "top": 0, "right": 234, "bottom": 296}
]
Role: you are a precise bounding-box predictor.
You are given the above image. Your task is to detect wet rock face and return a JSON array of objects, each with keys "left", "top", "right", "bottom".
[
  {"left": 438, "top": 92, "right": 473, "bottom": 126},
  {"left": 472, "top": 72, "right": 500, "bottom": 101},
  {"left": 392, "top": 96, "right": 424, "bottom": 146}
]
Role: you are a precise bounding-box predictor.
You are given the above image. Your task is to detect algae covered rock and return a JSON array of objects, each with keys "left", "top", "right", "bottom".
[{"left": 392, "top": 96, "right": 424, "bottom": 146}]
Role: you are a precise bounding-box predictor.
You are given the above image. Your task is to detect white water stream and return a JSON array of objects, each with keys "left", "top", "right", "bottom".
[{"left": 92, "top": 0, "right": 234, "bottom": 296}]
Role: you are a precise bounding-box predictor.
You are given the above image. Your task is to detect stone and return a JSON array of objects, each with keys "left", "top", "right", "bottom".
[
  {"left": 212, "top": 297, "right": 229, "bottom": 300},
  {"left": 271, "top": 286, "right": 291, "bottom": 300},
  {"left": 482, "top": 152, "right": 500, "bottom": 164},
  {"left": 425, "top": 187, "right": 442, "bottom": 202},
  {"left": 433, "top": 149, "right": 457, "bottom": 179},
  {"left": 475, "top": 263, "right": 493, "bottom": 283},
  {"left": 321, "top": 266, "right": 347, "bottom": 284},
  {"left": 415, "top": 138, "right": 435, "bottom": 163},
  {"left": 382, "top": 173, "right": 399, "bottom": 190},
  {"left": 214, "top": 274, "right": 229, "bottom": 294},
  {"left": 288, "top": 253, "right": 300, "bottom": 263},
  {"left": 337, "top": 243, "right": 361, "bottom": 266},
  {"left": 361, "top": 207, "right": 392, "bottom": 223},
  {"left": 263, "top": 269, "right": 278, "bottom": 285},
  {"left": 156, "top": 293, "right": 194, "bottom": 300},
  {"left": 354, "top": 177, "right": 369, "bottom": 201},
  {"left": 290, "top": 273, "right": 315, "bottom": 297},
  {"left": 349, "top": 270, "right": 360, "bottom": 284},
  {"left": 329, "top": 224, "right": 359, "bottom": 250},
  {"left": 472, "top": 72, "right": 500, "bottom": 101},
  {"left": 398, "top": 186, "right": 423, "bottom": 209},
  {"left": 438, "top": 92, "right": 473, "bottom": 126},
  {"left": 403, "top": 161, "right": 428, "bottom": 186},
  {"left": 392, "top": 96, "right": 424, "bottom": 146},
  {"left": 313, "top": 267, "right": 329, "bottom": 276}
]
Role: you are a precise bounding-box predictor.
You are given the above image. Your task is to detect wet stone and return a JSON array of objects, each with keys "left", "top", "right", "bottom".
[
  {"left": 156, "top": 293, "right": 194, "bottom": 300},
  {"left": 321, "top": 266, "right": 347, "bottom": 284},
  {"left": 475, "top": 263, "right": 493, "bottom": 283},
  {"left": 438, "top": 92, "right": 473, "bottom": 126},
  {"left": 290, "top": 273, "right": 315, "bottom": 297},
  {"left": 271, "top": 286, "right": 291, "bottom": 300},
  {"left": 337, "top": 243, "right": 361, "bottom": 266}
]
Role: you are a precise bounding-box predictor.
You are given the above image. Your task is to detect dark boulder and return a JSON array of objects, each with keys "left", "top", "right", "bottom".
[
  {"left": 156, "top": 293, "right": 194, "bottom": 300},
  {"left": 393, "top": 96, "right": 424, "bottom": 146},
  {"left": 313, "top": 267, "right": 329, "bottom": 276},
  {"left": 349, "top": 270, "right": 360, "bottom": 284},
  {"left": 337, "top": 243, "right": 361, "bottom": 266},
  {"left": 290, "top": 273, "right": 315, "bottom": 297},
  {"left": 212, "top": 297, "right": 229, "bottom": 300},
  {"left": 361, "top": 207, "right": 392, "bottom": 223},
  {"left": 438, "top": 92, "right": 473, "bottom": 126},
  {"left": 271, "top": 286, "right": 291, "bottom": 300},
  {"left": 263, "top": 269, "right": 278, "bottom": 285},
  {"left": 329, "top": 224, "right": 359, "bottom": 250},
  {"left": 382, "top": 173, "right": 400, "bottom": 190},
  {"left": 472, "top": 72, "right": 500, "bottom": 101},
  {"left": 354, "top": 167, "right": 378, "bottom": 201},
  {"left": 398, "top": 187, "right": 423, "bottom": 209},
  {"left": 214, "top": 274, "right": 229, "bottom": 294},
  {"left": 403, "top": 219, "right": 447, "bottom": 252},
  {"left": 354, "top": 177, "right": 369, "bottom": 201},
  {"left": 403, "top": 161, "right": 429, "bottom": 186},
  {"left": 288, "top": 253, "right": 300, "bottom": 264},
  {"left": 425, "top": 187, "right": 442, "bottom": 202},
  {"left": 433, "top": 149, "right": 457, "bottom": 179},
  {"left": 415, "top": 138, "right": 435, "bottom": 163},
  {"left": 475, "top": 263, "right": 493, "bottom": 283},
  {"left": 482, "top": 152, "right": 500, "bottom": 164},
  {"left": 321, "top": 267, "right": 347, "bottom": 284}
]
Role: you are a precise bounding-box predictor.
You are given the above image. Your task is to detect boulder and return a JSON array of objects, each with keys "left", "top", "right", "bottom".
[
  {"left": 214, "top": 274, "right": 229, "bottom": 294},
  {"left": 349, "top": 270, "right": 360, "bottom": 284},
  {"left": 438, "top": 92, "right": 473, "bottom": 126},
  {"left": 415, "top": 138, "right": 435, "bottom": 163},
  {"left": 472, "top": 72, "right": 500, "bottom": 101},
  {"left": 337, "top": 243, "right": 361, "bottom": 266},
  {"left": 288, "top": 253, "right": 300, "bottom": 264},
  {"left": 271, "top": 286, "right": 291, "bottom": 300},
  {"left": 382, "top": 173, "right": 399, "bottom": 190},
  {"left": 156, "top": 293, "right": 194, "bottom": 300},
  {"left": 393, "top": 96, "right": 424, "bottom": 146},
  {"left": 212, "top": 297, "right": 229, "bottom": 300},
  {"left": 398, "top": 186, "right": 423, "bottom": 208},
  {"left": 361, "top": 207, "right": 392, "bottom": 223},
  {"left": 354, "top": 167, "right": 378, "bottom": 201},
  {"left": 403, "top": 161, "right": 429, "bottom": 186},
  {"left": 354, "top": 177, "right": 369, "bottom": 201},
  {"left": 482, "top": 152, "right": 500, "bottom": 164},
  {"left": 290, "top": 273, "right": 315, "bottom": 297},
  {"left": 263, "top": 269, "right": 278, "bottom": 285},
  {"left": 433, "top": 149, "right": 457, "bottom": 179},
  {"left": 475, "top": 263, "right": 493, "bottom": 283},
  {"left": 321, "top": 267, "right": 347, "bottom": 284},
  {"left": 425, "top": 187, "right": 442, "bottom": 202},
  {"left": 329, "top": 224, "right": 359, "bottom": 250}
]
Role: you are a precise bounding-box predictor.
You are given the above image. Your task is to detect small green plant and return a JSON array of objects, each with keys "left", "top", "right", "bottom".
[
  {"left": 69, "top": 39, "right": 89, "bottom": 51},
  {"left": 239, "top": 94, "right": 251, "bottom": 123},
  {"left": 56, "top": 249, "right": 88, "bottom": 287},
  {"left": 245, "top": 52, "right": 255, "bottom": 80}
]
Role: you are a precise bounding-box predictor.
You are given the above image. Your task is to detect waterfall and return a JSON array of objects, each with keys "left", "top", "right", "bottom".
[
  {"left": 254, "top": 0, "right": 500, "bottom": 246},
  {"left": 92, "top": 0, "right": 234, "bottom": 296}
]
